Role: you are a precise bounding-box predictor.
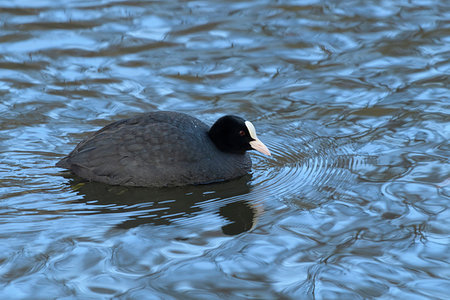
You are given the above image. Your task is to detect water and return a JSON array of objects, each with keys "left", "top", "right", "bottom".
[{"left": 1, "top": 0, "right": 449, "bottom": 299}]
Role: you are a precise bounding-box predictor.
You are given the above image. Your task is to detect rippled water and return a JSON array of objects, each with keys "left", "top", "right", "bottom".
[{"left": 1, "top": 0, "right": 449, "bottom": 299}]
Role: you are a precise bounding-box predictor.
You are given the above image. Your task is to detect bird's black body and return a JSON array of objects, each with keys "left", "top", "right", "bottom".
[{"left": 56, "top": 111, "right": 254, "bottom": 187}]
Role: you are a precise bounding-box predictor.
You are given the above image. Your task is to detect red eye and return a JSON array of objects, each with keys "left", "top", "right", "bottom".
[{"left": 239, "top": 130, "right": 245, "bottom": 136}]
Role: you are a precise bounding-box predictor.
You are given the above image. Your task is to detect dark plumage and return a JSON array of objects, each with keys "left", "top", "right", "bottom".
[{"left": 56, "top": 111, "right": 270, "bottom": 187}]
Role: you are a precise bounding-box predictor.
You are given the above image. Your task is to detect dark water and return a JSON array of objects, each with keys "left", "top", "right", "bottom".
[{"left": 1, "top": 0, "right": 449, "bottom": 299}]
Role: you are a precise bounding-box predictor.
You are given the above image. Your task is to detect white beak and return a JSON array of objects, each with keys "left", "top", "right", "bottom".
[
  {"left": 250, "top": 139, "right": 271, "bottom": 156},
  {"left": 245, "top": 120, "right": 271, "bottom": 156}
]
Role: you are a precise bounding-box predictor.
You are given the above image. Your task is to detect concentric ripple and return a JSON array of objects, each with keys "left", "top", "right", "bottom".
[{"left": 251, "top": 127, "right": 375, "bottom": 207}]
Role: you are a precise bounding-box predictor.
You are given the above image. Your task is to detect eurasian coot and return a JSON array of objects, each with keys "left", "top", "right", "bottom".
[{"left": 56, "top": 111, "right": 270, "bottom": 187}]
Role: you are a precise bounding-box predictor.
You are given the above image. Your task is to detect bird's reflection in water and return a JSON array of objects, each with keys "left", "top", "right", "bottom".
[
  {"left": 65, "top": 174, "right": 262, "bottom": 235},
  {"left": 220, "top": 200, "right": 261, "bottom": 235}
]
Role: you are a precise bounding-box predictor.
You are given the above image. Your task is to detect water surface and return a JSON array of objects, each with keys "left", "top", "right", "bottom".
[{"left": 1, "top": 0, "right": 449, "bottom": 299}]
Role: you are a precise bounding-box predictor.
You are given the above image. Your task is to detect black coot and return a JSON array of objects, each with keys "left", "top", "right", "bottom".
[{"left": 56, "top": 111, "right": 270, "bottom": 187}]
